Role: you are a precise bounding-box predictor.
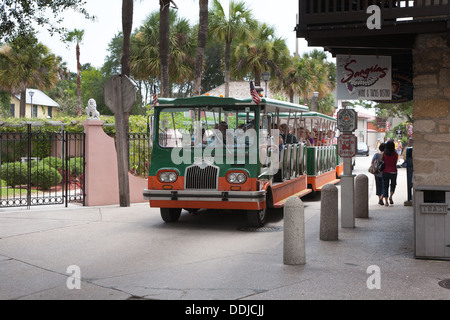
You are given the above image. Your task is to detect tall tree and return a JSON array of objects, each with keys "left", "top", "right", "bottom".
[
  {"left": 0, "top": 33, "right": 59, "bottom": 117},
  {"left": 209, "top": 0, "right": 256, "bottom": 97},
  {"left": 159, "top": 0, "right": 178, "bottom": 97},
  {"left": 233, "top": 22, "right": 289, "bottom": 87},
  {"left": 0, "top": 0, "right": 92, "bottom": 42},
  {"left": 193, "top": 0, "right": 209, "bottom": 96},
  {"left": 65, "top": 29, "right": 85, "bottom": 116},
  {"left": 131, "top": 10, "right": 196, "bottom": 92}
]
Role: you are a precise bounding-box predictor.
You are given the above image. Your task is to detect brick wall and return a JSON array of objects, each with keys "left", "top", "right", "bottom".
[{"left": 413, "top": 33, "right": 450, "bottom": 186}]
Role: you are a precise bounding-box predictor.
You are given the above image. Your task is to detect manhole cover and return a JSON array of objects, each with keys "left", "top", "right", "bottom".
[
  {"left": 438, "top": 279, "right": 450, "bottom": 289},
  {"left": 238, "top": 226, "right": 283, "bottom": 233}
]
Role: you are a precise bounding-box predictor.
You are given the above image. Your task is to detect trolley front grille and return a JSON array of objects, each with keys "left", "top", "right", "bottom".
[{"left": 185, "top": 164, "right": 218, "bottom": 190}]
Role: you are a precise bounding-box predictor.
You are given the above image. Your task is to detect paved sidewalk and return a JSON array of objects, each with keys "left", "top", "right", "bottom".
[{"left": 0, "top": 166, "right": 449, "bottom": 300}]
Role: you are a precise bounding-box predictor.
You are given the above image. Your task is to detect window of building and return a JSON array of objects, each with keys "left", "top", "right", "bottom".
[{"left": 10, "top": 104, "right": 15, "bottom": 117}]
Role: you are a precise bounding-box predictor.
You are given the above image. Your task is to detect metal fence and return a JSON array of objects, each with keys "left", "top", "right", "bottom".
[{"left": 0, "top": 124, "right": 85, "bottom": 208}]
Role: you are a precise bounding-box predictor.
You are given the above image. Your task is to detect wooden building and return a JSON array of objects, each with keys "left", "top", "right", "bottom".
[
  {"left": 296, "top": 0, "right": 450, "bottom": 188},
  {"left": 9, "top": 89, "right": 60, "bottom": 119}
]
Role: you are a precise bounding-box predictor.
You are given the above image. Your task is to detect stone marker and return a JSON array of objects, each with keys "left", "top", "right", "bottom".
[
  {"left": 320, "top": 184, "right": 339, "bottom": 241},
  {"left": 283, "top": 196, "right": 305, "bottom": 265},
  {"left": 355, "top": 174, "right": 369, "bottom": 219}
]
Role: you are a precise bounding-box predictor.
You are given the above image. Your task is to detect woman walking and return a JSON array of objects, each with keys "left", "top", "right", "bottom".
[
  {"left": 372, "top": 143, "right": 385, "bottom": 205},
  {"left": 382, "top": 141, "right": 398, "bottom": 206}
]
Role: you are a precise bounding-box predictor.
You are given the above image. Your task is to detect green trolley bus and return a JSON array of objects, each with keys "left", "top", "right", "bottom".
[{"left": 143, "top": 95, "right": 315, "bottom": 226}]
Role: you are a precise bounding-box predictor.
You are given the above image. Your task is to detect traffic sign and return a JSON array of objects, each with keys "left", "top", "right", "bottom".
[
  {"left": 337, "top": 109, "right": 357, "bottom": 132},
  {"left": 338, "top": 134, "right": 357, "bottom": 158}
]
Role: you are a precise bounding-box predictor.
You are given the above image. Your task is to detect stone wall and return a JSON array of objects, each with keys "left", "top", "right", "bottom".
[{"left": 413, "top": 33, "right": 450, "bottom": 187}]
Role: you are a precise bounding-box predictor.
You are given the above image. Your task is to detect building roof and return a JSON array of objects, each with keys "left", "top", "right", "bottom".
[
  {"left": 15, "top": 89, "right": 60, "bottom": 108},
  {"left": 204, "top": 81, "right": 276, "bottom": 99}
]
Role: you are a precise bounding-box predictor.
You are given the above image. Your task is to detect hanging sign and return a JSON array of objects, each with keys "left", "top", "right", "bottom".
[{"left": 337, "top": 55, "right": 392, "bottom": 101}]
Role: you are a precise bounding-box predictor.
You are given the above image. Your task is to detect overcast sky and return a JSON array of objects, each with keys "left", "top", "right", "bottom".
[{"left": 36, "top": 0, "right": 324, "bottom": 73}]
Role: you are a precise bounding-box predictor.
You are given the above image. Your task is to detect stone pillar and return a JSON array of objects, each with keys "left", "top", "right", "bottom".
[
  {"left": 355, "top": 174, "right": 369, "bottom": 219},
  {"left": 412, "top": 34, "right": 450, "bottom": 187},
  {"left": 83, "top": 120, "right": 148, "bottom": 206},
  {"left": 283, "top": 196, "right": 306, "bottom": 265},
  {"left": 320, "top": 184, "right": 339, "bottom": 241},
  {"left": 83, "top": 120, "right": 120, "bottom": 206}
]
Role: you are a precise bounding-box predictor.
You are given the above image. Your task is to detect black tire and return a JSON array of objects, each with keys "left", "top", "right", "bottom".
[
  {"left": 247, "top": 208, "right": 266, "bottom": 227},
  {"left": 160, "top": 208, "right": 182, "bottom": 223}
]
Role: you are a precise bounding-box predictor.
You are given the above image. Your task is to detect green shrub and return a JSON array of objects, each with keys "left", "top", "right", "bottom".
[
  {"left": 0, "top": 162, "right": 28, "bottom": 188},
  {"left": 68, "top": 157, "right": 84, "bottom": 176},
  {"left": 41, "top": 157, "right": 64, "bottom": 170},
  {"left": 30, "top": 164, "right": 62, "bottom": 190}
]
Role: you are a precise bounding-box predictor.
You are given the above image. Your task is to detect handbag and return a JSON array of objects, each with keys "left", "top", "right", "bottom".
[{"left": 369, "top": 157, "right": 380, "bottom": 174}]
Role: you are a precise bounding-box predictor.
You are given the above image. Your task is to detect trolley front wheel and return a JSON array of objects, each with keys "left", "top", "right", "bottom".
[
  {"left": 160, "top": 208, "right": 182, "bottom": 223},
  {"left": 247, "top": 208, "right": 266, "bottom": 227}
]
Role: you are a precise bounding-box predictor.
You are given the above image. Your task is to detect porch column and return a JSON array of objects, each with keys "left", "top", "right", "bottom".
[{"left": 412, "top": 34, "right": 450, "bottom": 187}]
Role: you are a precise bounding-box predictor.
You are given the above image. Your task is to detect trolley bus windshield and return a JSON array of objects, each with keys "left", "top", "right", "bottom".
[{"left": 158, "top": 106, "right": 257, "bottom": 149}]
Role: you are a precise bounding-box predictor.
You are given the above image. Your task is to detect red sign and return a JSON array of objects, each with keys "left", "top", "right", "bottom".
[{"left": 338, "top": 134, "right": 357, "bottom": 158}]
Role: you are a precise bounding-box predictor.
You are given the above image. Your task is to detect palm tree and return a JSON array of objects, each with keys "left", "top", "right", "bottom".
[
  {"left": 193, "top": 0, "right": 209, "bottom": 96},
  {"left": 131, "top": 10, "right": 196, "bottom": 94},
  {"left": 209, "top": 0, "right": 256, "bottom": 97},
  {"left": 302, "top": 50, "right": 336, "bottom": 101},
  {"left": 233, "top": 22, "right": 290, "bottom": 87},
  {"left": 65, "top": 29, "right": 85, "bottom": 116},
  {"left": 122, "top": 0, "right": 134, "bottom": 77},
  {"left": 0, "top": 33, "right": 59, "bottom": 118},
  {"left": 159, "top": 0, "right": 178, "bottom": 97}
]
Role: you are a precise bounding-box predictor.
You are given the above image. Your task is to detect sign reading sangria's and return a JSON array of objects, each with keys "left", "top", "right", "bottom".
[{"left": 337, "top": 55, "right": 392, "bottom": 101}]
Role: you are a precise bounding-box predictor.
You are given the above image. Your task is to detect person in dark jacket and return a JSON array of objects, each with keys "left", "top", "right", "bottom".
[
  {"left": 382, "top": 140, "right": 398, "bottom": 206},
  {"left": 372, "top": 143, "right": 385, "bottom": 205}
]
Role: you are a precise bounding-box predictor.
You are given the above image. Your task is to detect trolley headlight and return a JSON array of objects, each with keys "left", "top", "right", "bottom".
[
  {"left": 159, "top": 171, "right": 178, "bottom": 183},
  {"left": 227, "top": 172, "right": 247, "bottom": 184}
]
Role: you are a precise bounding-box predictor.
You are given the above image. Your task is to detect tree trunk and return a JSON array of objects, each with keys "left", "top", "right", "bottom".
[
  {"left": 193, "top": 0, "right": 208, "bottom": 96},
  {"left": 224, "top": 41, "right": 231, "bottom": 98},
  {"left": 160, "top": 0, "right": 171, "bottom": 98},
  {"left": 19, "top": 90, "right": 26, "bottom": 118},
  {"left": 121, "top": 0, "right": 134, "bottom": 77},
  {"left": 76, "top": 42, "right": 82, "bottom": 116},
  {"left": 254, "top": 68, "right": 261, "bottom": 87}
]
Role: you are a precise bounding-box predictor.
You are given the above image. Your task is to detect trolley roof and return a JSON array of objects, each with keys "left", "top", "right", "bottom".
[{"left": 156, "top": 96, "right": 309, "bottom": 114}]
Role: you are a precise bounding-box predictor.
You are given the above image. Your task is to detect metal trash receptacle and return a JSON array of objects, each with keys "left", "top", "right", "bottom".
[{"left": 414, "top": 186, "right": 450, "bottom": 260}]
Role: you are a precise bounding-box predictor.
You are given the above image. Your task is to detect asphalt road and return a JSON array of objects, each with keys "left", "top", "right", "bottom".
[{"left": 1, "top": 152, "right": 449, "bottom": 301}]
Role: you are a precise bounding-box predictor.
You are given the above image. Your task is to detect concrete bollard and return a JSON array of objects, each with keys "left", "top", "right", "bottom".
[
  {"left": 283, "top": 196, "right": 306, "bottom": 265},
  {"left": 355, "top": 174, "right": 369, "bottom": 219},
  {"left": 320, "top": 184, "right": 339, "bottom": 241}
]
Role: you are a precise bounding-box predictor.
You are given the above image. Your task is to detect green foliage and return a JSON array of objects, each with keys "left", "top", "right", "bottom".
[
  {"left": 0, "top": 161, "right": 28, "bottom": 188},
  {"left": 0, "top": 0, "right": 93, "bottom": 41},
  {"left": 68, "top": 157, "right": 84, "bottom": 176},
  {"left": 41, "top": 157, "right": 64, "bottom": 170},
  {"left": 30, "top": 164, "right": 62, "bottom": 190}
]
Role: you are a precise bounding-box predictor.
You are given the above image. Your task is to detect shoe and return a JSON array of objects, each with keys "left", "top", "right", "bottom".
[
  {"left": 378, "top": 200, "right": 384, "bottom": 205},
  {"left": 389, "top": 198, "right": 394, "bottom": 205}
]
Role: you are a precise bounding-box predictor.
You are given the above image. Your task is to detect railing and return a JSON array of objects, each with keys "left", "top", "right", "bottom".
[
  {"left": 298, "top": 0, "right": 450, "bottom": 30},
  {"left": 305, "top": 146, "right": 337, "bottom": 176},
  {"left": 128, "top": 133, "right": 152, "bottom": 178},
  {"left": 0, "top": 124, "right": 85, "bottom": 208},
  {"left": 280, "top": 143, "right": 306, "bottom": 180}
]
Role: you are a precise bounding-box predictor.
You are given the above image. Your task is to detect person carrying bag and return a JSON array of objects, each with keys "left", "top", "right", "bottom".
[{"left": 369, "top": 143, "right": 385, "bottom": 205}]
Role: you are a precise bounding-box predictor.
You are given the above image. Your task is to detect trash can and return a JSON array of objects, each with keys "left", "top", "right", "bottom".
[{"left": 414, "top": 186, "right": 450, "bottom": 260}]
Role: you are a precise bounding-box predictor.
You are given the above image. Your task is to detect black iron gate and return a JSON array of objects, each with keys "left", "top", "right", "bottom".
[{"left": 0, "top": 124, "right": 85, "bottom": 208}]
